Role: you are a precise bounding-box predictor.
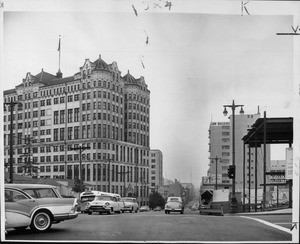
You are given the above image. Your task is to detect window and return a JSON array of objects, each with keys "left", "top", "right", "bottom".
[
  {"left": 74, "top": 108, "right": 79, "bottom": 122},
  {"left": 60, "top": 110, "right": 65, "bottom": 124},
  {"left": 68, "top": 109, "right": 73, "bottom": 123},
  {"left": 60, "top": 96, "right": 65, "bottom": 103},
  {"left": 54, "top": 111, "right": 59, "bottom": 124}
]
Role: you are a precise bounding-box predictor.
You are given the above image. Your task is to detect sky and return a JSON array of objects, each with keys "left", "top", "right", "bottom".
[{"left": 1, "top": 0, "right": 299, "bottom": 187}]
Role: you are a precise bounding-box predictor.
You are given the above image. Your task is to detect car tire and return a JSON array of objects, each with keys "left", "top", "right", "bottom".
[
  {"left": 30, "top": 211, "right": 52, "bottom": 232},
  {"left": 165, "top": 211, "right": 168, "bottom": 214},
  {"left": 88, "top": 212, "right": 92, "bottom": 215},
  {"left": 121, "top": 210, "right": 124, "bottom": 213},
  {"left": 180, "top": 210, "right": 184, "bottom": 214}
]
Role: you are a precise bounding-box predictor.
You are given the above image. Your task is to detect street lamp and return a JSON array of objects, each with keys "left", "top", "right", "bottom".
[{"left": 223, "top": 99, "right": 244, "bottom": 214}]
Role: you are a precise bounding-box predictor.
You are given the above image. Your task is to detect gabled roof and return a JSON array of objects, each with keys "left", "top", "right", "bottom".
[
  {"left": 123, "top": 70, "right": 138, "bottom": 84},
  {"left": 34, "top": 69, "right": 57, "bottom": 85},
  {"left": 93, "top": 55, "right": 109, "bottom": 70}
]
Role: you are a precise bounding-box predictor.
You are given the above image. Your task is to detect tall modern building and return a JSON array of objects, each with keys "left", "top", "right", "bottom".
[
  {"left": 203, "top": 111, "right": 271, "bottom": 199},
  {"left": 3, "top": 55, "right": 150, "bottom": 205},
  {"left": 149, "top": 149, "right": 163, "bottom": 191},
  {"left": 207, "top": 121, "right": 231, "bottom": 189}
]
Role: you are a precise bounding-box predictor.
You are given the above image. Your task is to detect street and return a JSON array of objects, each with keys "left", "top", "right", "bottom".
[{"left": 5, "top": 209, "right": 292, "bottom": 242}]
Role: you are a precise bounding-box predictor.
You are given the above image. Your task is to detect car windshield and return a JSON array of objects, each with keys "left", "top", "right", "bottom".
[
  {"left": 169, "top": 198, "right": 181, "bottom": 202},
  {"left": 95, "top": 196, "right": 112, "bottom": 201},
  {"left": 81, "top": 195, "right": 95, "bottom": 203}
]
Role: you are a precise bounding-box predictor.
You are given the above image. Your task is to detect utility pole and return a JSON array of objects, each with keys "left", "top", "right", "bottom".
[
  {"left": 210, "top": 156, "right": 222, "bottom": 190},
  {"left": 4, "top": 101, "right": 22, "bottom": 183},
  {"left": 70, "top": 145, "right": 90, "bottom": 191},
  {"left": 107, "top": 157, "right": 111, "bottom": 193},
  {"left": 117, "top": 168, "right": 131, "bottom": 197}
]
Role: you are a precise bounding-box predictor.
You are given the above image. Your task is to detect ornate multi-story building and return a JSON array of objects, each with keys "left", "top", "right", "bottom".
[{"left": 3, "top": 54, "right": 150, "bottom": 205}]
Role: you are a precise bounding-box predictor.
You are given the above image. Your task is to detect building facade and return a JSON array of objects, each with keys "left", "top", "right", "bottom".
[
  {"left": 149, "top": 149, "right": 163, "bottom": 191},
  {"left": 208, "top": 121, "right": 231, "bottom": 189},
  {"left": 3, "top": 55, "right": 150, "bottom": 205}
]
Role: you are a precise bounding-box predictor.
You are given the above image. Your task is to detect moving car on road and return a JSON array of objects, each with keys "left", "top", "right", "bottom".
[
  {"left": 80, "top": 191, "right": 110, "bottom": 213},
  {"left": 164, "top": 197, "right": 184, "bottom": 214},
  {"left": 139, "top": 206, "right": 150, "bottom": 212},
  {"left": 87, "top": 193, "right": 124, "bottom": 215},
  {"left": 5, "top": 185, "right": 78, "bottom": 232},
  {"left": 121, "top": 197, "right": 139, "bottom": 213}
]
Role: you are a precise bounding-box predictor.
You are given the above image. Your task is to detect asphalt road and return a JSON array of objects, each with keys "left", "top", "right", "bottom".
[{"left": 5, "top": 210, "right": 292, "bottom": 242}]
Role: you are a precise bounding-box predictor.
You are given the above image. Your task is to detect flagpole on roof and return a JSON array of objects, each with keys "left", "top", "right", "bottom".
[
  {"left": 57, "top": 35, "right": 63, "bottom": 78},
  {"left": 58, "top": 35, "right": 61, "bottom": 71}
]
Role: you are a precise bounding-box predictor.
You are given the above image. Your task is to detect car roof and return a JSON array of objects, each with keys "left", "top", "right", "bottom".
[{"left": 5, "top": 183, "right": 57, "bottom": 189}]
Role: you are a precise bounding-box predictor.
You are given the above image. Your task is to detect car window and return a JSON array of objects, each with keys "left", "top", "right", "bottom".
[
  {"left": 23, "top": 188, "right": 57, "bottom": 198},
  {"left": 5, "top": 189, "right": 29, "bottom": 202},
  {"left": 95, "top": 196, "right": 112, "bottom": 201}
]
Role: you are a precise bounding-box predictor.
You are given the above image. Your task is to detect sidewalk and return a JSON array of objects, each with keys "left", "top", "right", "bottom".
[{"left": 233, "top": 208, "right": 292, "bottom": 216}]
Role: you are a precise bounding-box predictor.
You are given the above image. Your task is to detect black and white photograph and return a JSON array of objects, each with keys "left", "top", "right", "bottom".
[{"left": 0, "top": 0, "right": 299, "bottom": 243}]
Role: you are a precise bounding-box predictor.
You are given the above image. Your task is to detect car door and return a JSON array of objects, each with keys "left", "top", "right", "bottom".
[{"left": 5, "top": 188, "right": 39, "bottom": 229}]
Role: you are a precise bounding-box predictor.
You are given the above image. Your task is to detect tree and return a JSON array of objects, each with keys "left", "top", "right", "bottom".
[
  {"left": 149, "top": 191, "right": 165, "bottom": 209},
  {"left": 72, "top": 179, "right": 85, "bottom": 192}
]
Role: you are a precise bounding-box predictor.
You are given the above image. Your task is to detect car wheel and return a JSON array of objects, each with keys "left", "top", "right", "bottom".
[
  {"left": 99, "top": 212, "right": 102, "bottom": 215},
  {"left": 121, "top": 210, "right": 124, "bottom": 213},
  {"left": 165, "top": 211, "right": 168, "bottom": 214},
  {"left": 88, "top": 212, "right": 92, "bottom": 215},
  {"left": 30, "top": 211, "right": 52, "bottom": 232},
  {"left": 180, "top": 210, "right": 184, "bottom": 214}
]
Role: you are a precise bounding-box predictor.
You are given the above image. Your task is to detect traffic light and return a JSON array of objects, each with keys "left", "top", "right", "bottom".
[{"left": 227, "top": 165, "right": 235, "bottom": 179}]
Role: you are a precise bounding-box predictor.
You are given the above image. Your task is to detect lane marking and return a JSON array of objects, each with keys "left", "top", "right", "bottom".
[{"left": 240, "top": 216, "right": 292, "bottom": 234}]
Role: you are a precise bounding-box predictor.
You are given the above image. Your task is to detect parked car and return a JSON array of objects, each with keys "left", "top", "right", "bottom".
[
  {"left": 5, "top": 185, "right": 78, "bottom": 232},
  {"left": 87, "top": 193, "right": 124, "bottom": 215},
  {"left": 154, "top": 206, "right": 162, "bottom": 211},
  {"left": 164, "top": 197, "right": 184, "bottom": 214},
  {"left": 139, "top": 206, "right": 150, "bottom": 212},
  {"left": 121, "top": 197, "right": 139, "bottom": 213}
]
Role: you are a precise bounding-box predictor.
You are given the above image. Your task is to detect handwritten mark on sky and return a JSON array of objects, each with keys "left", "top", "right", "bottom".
[{"left": 132, "top": 4, "right": 138, "bottom": 16}]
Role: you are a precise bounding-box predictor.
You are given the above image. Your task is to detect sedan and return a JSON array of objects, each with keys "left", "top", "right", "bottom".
[
  {"left": 164, "top": 197, "right": 184, "bottom": 214},
  {"left": 121, "top": 197, "right": 139, "bottom": 213},
  {"left": 5, "top": 186, "right": 78, "bottom": 232}
]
